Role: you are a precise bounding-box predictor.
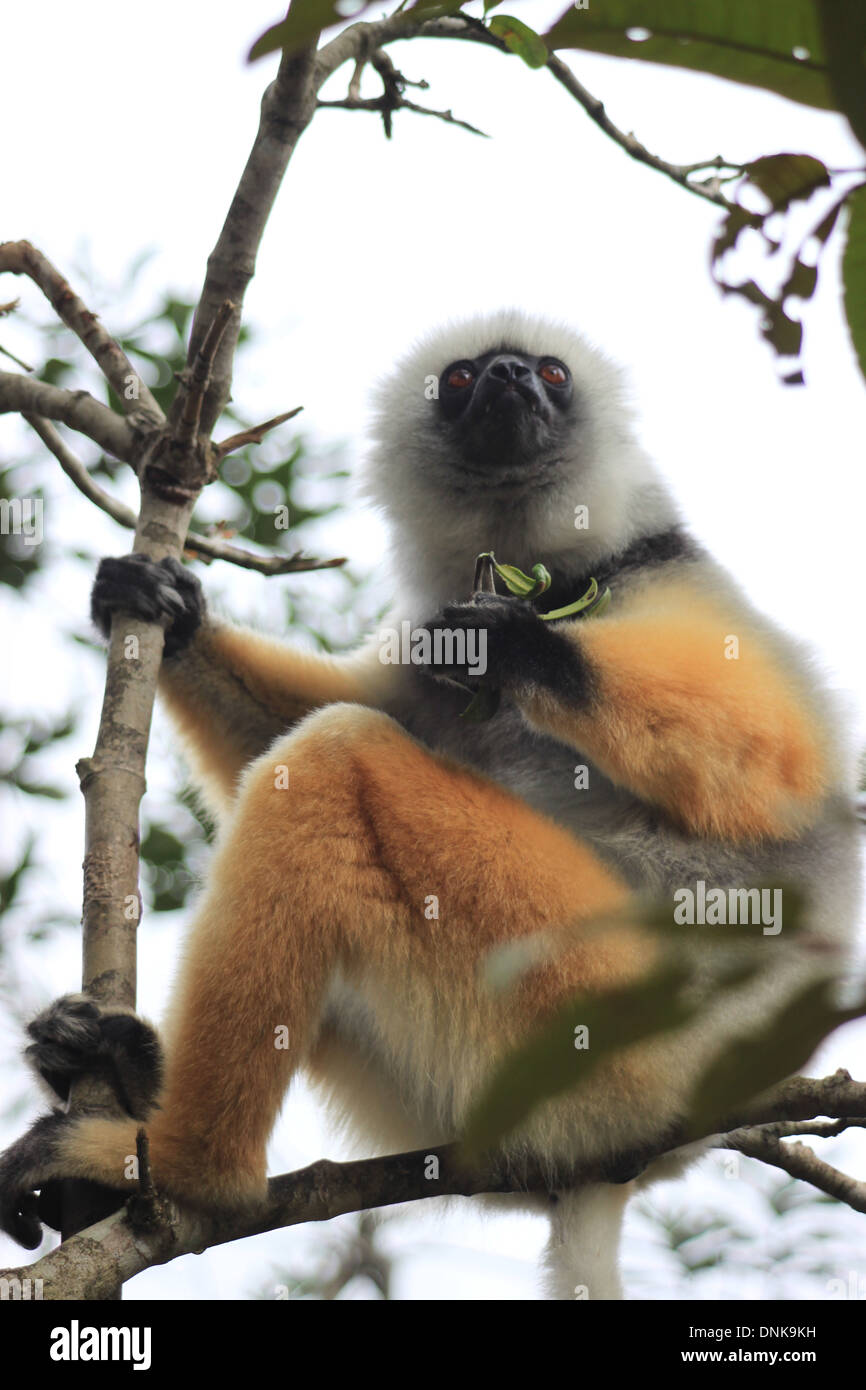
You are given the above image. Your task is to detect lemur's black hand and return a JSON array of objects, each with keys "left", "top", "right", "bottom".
[
  {"left": 420, "top": 592, "right": 593, "bottom": 703},
  {"left": 91, "top": 554, "right": 205, "bottom": 658}
]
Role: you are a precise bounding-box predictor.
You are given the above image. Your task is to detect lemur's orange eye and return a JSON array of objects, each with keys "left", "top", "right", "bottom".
[
  {"left": 447, "top": 367, "right": 475, "bottom": 389},
  {"left": 539, "top": 362, "right": 567, "bottom": 386}
]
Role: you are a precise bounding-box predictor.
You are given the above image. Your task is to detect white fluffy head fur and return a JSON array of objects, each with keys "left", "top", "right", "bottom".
[{"left": 363, "top": 309, "right": 679, "bottom": 617}]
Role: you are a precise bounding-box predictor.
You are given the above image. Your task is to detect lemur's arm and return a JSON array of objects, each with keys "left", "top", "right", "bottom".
[
  {"left": 426, "top": 583, "right": 832, "bottom": 843},
  {"left": 91, "top": 556, "right": 387, "bottom": 808}
]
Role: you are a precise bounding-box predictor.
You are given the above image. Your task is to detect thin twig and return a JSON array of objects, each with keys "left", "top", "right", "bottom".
[
  {"left": 23, "top": 414, "right": 346, "bottom": 576},
  {"left": 23, "top": 414, "right": 138, "bottom": 525},
  {"left": 411, "top": 15, "right": 740, "bottom": 212},
  {"left": 726, "top": 1129, "right": 866, "bottom": 1213},
  {"left": 0, "top": 342, "right": 34, "bottom": 372},
  {"left": 0, "top": 241, "right": 163, "bottom": 418},
  {"left": 176, "top": 43, "right": 321, "bottom": 437},
  {"left": 317, "top": 94, "right": 488, "bottom": 136},
  {"left": 174, "top": 300, "right": 236, "bottom": 448},
  {"left": 544, "top": 57, "right": 738, "bottom": 211},
  {"left": 738, "top": 1116, "right": 866, "bottom": 1141},
  {"left": 216, "top": 406, "right": 303, "bottom": 457}
]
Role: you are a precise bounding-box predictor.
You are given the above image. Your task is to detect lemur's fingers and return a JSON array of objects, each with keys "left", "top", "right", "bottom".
[
  {"left": 0, "top": 1112, "right": 69, "bottom": 1249},
  {"left": 26, "top": 994, "right": 163, "bottom": 1121},
  {"left": 422, "top": 593, "right": 592, "bottom": 698},
  {"left": 91, "top": 554, "right": 204, "bottom": 656}
]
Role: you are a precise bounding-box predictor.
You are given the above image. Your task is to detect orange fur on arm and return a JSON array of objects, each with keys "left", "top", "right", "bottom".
[
  {"left": 520, "top": 584, "right": 832, "bottom": 843},
  {"left": 158, "top": 623, "right": 388, "bottom": 808}
]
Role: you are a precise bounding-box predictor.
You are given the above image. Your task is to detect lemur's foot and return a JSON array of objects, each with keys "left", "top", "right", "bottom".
[
  {"left": 0, "top": 995, "right": 163, "bottom": 1248},
  {"left": 26, "top": 992, "right": 163, "bottom": 1120}
]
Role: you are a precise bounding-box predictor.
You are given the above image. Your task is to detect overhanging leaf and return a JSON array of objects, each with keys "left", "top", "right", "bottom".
[
  {"left": 842, "top": 183, "right": 866, "bottom": 384},
  {"left": 489, "top": 14, "right": 550, "bottom": 68},
  {"left": 249, "top": 1, "right": 375, "bottom": 61},
  {"left": 743, "top": 153, "right": 831, "bottom": 212},
  {"left": 545, "top": 1, "right": 832, "bottom": 110},
  {"left": 684, "top": 980, "right": 864, "bottom": 1136},
  {"left": 461, "top": 961, "right": 696, "bottom": 1157}
]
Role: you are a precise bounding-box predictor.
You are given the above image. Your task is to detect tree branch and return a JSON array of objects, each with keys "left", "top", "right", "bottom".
[
  {"left": 317, "top": 93, "right": 488, "bottom": 137},
  {"left": 395, "top": 14, "right": 740, "bottom": 212},
  {"left": 173, "top": 299, "right": 236, "bottom": 448},
  {"left": 175, "top": 44, "right": 321, "bottom": 437},
  {"left": 22, "top": 414, "right": 346, "bottom": 576},
  {"left": 0, "top": 241, "right": 163, "bottom": 419},
  {"left": 0, "top": 371, "right": 136, "bottom": 461},
  {"left": 2, "top": 1071, "right": 865, "bottom": 1300},
  {"left": 725, "top": 1130, "right": 866, "bottom": 1213},
  {"left": 216, "top": 406, "right": 303, "bottom": 456},
  {"left": 543, "top": 55, "right": 739, "bottom": 210}
]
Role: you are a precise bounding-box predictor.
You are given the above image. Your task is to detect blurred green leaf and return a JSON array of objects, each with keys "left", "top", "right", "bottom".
[
  {"left": 461, "top": 960, "right": 695, "bottom": 1157},
  {"left": 489, "top": 14, "right": 549, "bottom": 67},
  {"left": 685, "top": 981, "right": 864, "bottom": 1136},
  {"left": 545, "top": 1, "right": 833, "bottom": 109},
  {"left": 842, "top": 183, "right": 866, "bottom": 383}
]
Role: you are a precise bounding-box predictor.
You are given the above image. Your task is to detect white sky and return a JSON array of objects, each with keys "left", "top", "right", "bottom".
[{"left": 1, "top": 0, "right": 865, "bottom": 1300}]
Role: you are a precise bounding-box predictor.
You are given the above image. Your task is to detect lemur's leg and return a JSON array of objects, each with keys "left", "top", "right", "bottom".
[{"left": 0, "top": 704, "right": 652, "bottom": 1246}]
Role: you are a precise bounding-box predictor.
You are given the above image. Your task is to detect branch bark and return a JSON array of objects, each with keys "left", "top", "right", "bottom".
[
  {"left": 0, "top": 241, "right": 162, "bottom": 419},
  {"left": 725, "top": 1130, "right": 866, "bottom": 1212},
  {"left": 0, "top": 371, "right": 135, "bottom": 461},
  {"left": 2, "top": 1071, "right": 864, "bottom": 1300},
  {"left": 175, "top": 44, "right": 320, "bottom": 437},
  {"left": 23, "top": 414, "right": 345, "bottom": 575}
]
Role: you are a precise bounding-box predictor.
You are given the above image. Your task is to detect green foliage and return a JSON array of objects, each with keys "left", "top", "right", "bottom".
[
  {"left": 139, "top": 821, "right": 200, "bottom": 914},
  {"left": 461, "top": 876, "right": 858, "bottom": 1156},
  {"left": 488, "top": 15, "right": 549, "bottom": 69},
  {"left": 249, "top": 0, "right": 376, "bottom": 60},
  {"left": 709, "top": 154, "right": 854, "bottom": 382},
  {"left": 684, "top": 981, "right": 864, "bottom": 1136},
  {"left": 0, "top": 714, "right": 75, "bottom": 800},
  {"left": 842, "top": 184, "right": 866, "bottom": 382},
  {"left": 0, "top": 468, "right": 45, "bottom": 590},
  {"left": 461, "top": 958, "right": 697, "bottom": 1158},
  {"left": 0, "top": 716, "right": 78, "bottom": 951},
  {"left": 545, "top": 1, "right": 833, "bottom": 111},
  {"left": 0, "top": 837, "right": 35, "bottom": 918},
  {"left": 541, "top": 2, "right": 866, "bottom": 383},
  {"left": 248, "top": 1, "right": 464, "bottom": 63}
]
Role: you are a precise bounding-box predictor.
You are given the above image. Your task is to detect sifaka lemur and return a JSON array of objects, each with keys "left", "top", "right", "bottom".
[{"left": 0, "top": 310, "right": 860, "bottom": 1298}]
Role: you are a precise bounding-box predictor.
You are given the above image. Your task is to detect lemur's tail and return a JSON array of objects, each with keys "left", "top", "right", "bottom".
[{"left": 543, "top": 1185, "right": 630, "bottom": 1300}]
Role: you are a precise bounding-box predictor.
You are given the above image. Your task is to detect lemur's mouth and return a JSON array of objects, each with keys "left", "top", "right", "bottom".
[{"left": 482, "top": 384, "right": 537, "bottom": 415}]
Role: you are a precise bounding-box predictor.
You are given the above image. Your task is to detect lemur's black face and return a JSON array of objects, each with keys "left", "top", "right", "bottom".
[{"left": 437, "top": 348, "right": 575, "bottom": 472}]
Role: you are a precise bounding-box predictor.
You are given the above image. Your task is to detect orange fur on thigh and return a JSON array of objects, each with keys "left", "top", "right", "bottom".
[{"left": 61, "top": 705, "right": 654, "bottom": 1206}]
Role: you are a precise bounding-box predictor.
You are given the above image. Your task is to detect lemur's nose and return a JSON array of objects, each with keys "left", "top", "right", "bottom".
[{"left": 488, "top": 356, "right": 531, "bottom": 383}]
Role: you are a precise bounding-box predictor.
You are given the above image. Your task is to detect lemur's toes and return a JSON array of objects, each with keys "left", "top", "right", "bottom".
[
  {"left": 25, "top": 994, "right": 163, "bottom": 1120},
  {"left": 0, "top": 1112, "right": 68, "bottom": 1248},
  {"left": 1, "top": 1188, "right": 42, "bottom": 1250},
  {"left": 25, "top": 994, "right": 103, "bottom": 1101}
]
